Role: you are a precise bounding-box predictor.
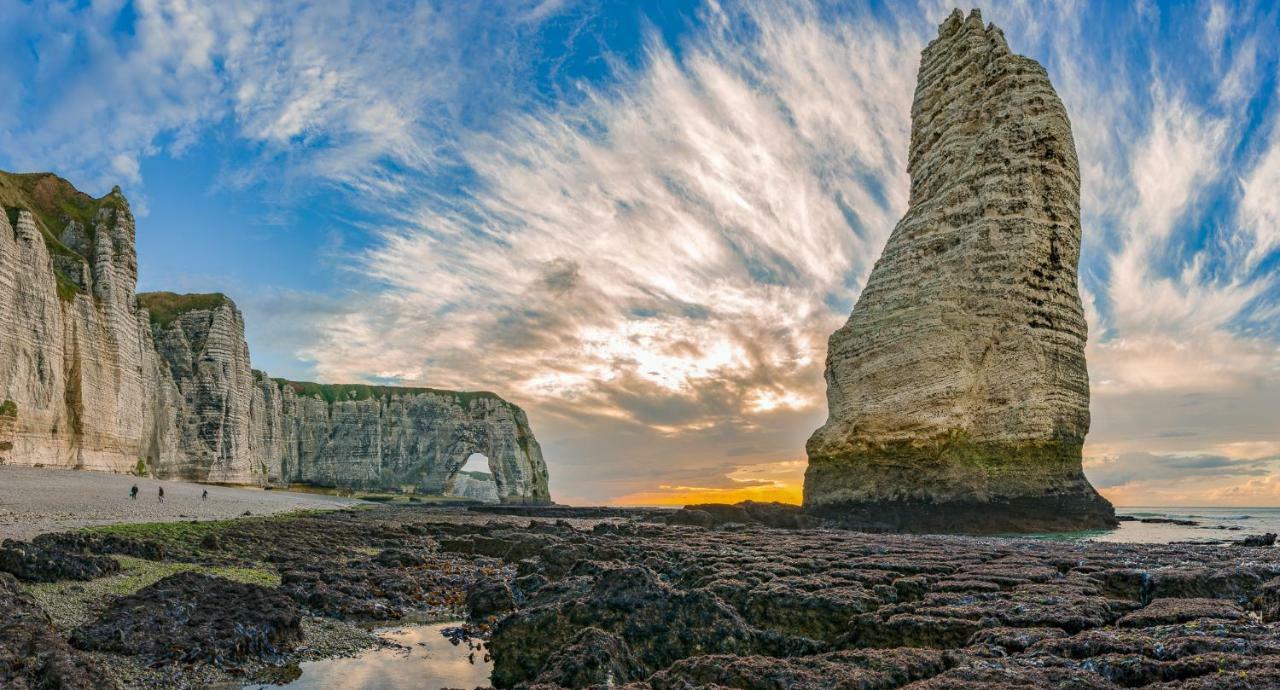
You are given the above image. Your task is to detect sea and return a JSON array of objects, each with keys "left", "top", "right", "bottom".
[{"left": 1038, "top": 506, "right": 1280, "bottom": 544}]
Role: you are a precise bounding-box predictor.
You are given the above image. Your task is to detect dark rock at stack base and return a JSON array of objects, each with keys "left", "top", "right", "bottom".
[
  {"left": 803, "top": 9, "right": 1115, "bottom": 533},
  {"left": 668, "top": 501, "right": 830, "bottom": 529}
]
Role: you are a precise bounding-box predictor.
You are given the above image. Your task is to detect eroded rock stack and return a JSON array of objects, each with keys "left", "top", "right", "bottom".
[
  {"left": 0, "top": 172, "right": 550, "bottom": 503},
  {"left": 804, "top": 10, "right": 1114, "bottom": 532}
]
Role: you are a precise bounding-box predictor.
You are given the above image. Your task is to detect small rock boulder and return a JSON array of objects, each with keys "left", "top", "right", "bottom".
[
  {"left": 666, "top": 509, "right": 716, "bottom": 528},
  {"left": 0, "top": 539, "right": 121, "bottom": 583},
  {"left": 1116, "top": 598, "right": 1245, "bottom": 628},
  {"left": 1237, "top": 533, "right": 1277, "bottom": 547},
  {"left": 532, "top": 627, "right": 643, "bottom": 687},
  {"left": 468, "top": 578, "right": 517, "bottom": 620},
  {"left": 70, "top": 572, "right": 302, "bottom": 666},
  {"left": 0, "top": 573, "right": 116, "bottom": 690}
]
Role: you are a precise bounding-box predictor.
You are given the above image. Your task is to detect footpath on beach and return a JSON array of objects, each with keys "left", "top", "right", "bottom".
[{"left": 0, "top": 466, "right": 359, "bottom": 540}]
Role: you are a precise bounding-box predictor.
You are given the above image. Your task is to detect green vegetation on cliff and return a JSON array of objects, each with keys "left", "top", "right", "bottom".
[
  {"left": 137, "top": 291, "right": 231, "bottom": 328},
  {"left": 0, "top": 171, "right": 129, "bottom": 303},
  {"left": 0, "top": 399, "right": 16, "bottom": 418},
  {"left": 273, "top": 378, "right": 503, "bottom": 407}
]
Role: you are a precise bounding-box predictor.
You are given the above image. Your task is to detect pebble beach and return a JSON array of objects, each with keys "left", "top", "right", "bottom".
[{"left": 0, "top": 466, "right": 359, "bottom": 540}]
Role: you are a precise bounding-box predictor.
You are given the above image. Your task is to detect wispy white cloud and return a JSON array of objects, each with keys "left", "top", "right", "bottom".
[
  {"left": 0, "top": 1, "right": 567, "bottom": 196},
  {"left": 2, "top": 0, "right": 1278, "bottom": 504},
  {"left": 0, "top": 0, "right": 228, "bottom": 189},
  {"left": 1239, "top": 119, "right": 1280, "bottom": 270},
  {"left": 280, "top": 1, "right": 930, "bottom": 500}
]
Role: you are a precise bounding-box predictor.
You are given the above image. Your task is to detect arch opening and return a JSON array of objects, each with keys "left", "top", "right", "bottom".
[{"left": 445, "top": 452, "right": 500, "bottom": 503}]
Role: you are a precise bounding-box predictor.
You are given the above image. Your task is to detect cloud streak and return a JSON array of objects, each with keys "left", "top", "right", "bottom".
[{"left": 1, "top": 1, "right": 1278, "bottom": 504}]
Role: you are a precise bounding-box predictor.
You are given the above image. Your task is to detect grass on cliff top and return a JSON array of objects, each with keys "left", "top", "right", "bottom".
[
  {"left": 22, "top": 555, "right": 279, "bottom": 632},
  {"left": 0, "top": 171, "right": 129, "bottom": 303},
  {"left": 136, "top": 291, "right": 231, "bottom": 328},
  {"left": 272, "top": 378, "right": 505, "bottom": 407}
]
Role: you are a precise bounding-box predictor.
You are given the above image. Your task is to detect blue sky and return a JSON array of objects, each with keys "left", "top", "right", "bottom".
[{"left": 2, "top": 0, "right": 1278, "bottom": 505}]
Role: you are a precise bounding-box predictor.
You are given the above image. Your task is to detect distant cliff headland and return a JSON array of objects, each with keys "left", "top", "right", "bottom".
[{"left": 0, "top": 171, "right": 550, "bottom": 504}]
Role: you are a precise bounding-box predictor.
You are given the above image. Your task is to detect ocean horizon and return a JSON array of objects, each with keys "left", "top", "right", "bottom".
[{"left": 1049, "top": 506, "right": 1280, "bottom": 544}]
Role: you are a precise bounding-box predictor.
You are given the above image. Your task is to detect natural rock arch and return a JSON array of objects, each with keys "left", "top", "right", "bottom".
[
  {"left": 443, "top": 452, "right": 501, "bottom": 503},
  {"left": 254, "top": 382, "right": 551, "bottom": 504}
]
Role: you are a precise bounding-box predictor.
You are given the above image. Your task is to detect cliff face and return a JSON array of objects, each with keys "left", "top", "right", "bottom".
[
  {"left": 0, "top": 172, "right": 551, "bottom": 503},
  {"left": 250, "top": 380, "right": 549, "bottom": 502},
  {"left": 142, "top": 293, "right": 261, "bottom": 484},
  {"left": 803, "top": 10, "right": 1114, "bottom": 532},
  {"left": 0, "top": 174, "right": 177, "bottom": 473},
  {"left": 446, "top": 472, "right": 501, "bottom": 503}
]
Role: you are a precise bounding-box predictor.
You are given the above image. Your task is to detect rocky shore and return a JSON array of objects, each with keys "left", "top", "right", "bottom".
[{"left": 3, "top": 503, "right": 1280, "bottom": 688}]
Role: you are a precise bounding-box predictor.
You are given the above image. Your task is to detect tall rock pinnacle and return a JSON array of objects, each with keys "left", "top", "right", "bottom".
[{"left": 803, "top": 9, "right": 1116, "bottom": 532}]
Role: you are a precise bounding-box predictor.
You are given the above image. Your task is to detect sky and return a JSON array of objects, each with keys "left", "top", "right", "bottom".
[{"left": 1, "top": 0, "right": 1277, "bottom": 507}]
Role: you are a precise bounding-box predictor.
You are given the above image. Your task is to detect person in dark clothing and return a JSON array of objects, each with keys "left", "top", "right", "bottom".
[
  {"left": 201, "top": 489, "right": 208, "bottom": 501},
  {"left": 130, "top": 485, "right": 138, "bottom": 500},
  {"left": 158, "top": 486, "right": 164, "bottom": 503}
]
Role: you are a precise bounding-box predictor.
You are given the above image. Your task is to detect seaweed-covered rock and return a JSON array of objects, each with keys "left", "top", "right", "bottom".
[
  {"left": 669, "top": 502, "right": 826, "bottom": 530},
  {"left": 1238, "top": 533, "right": 1277, "bottom": 547},
  {"left": 649, "top": 648, "right": 946, "bottom": 690},
  {"left": 468, "top": 578, "right": 517, "bottom": 620},
  {"left": 531, "top": 627, "right": 643, "bottom": 687},
  {"left": 34, "top": 531, "right": 167, "bottom": 561},
  {"left": 967, "top": 626, "right": 1068, "bottom": 653},
  {"left": 0, "top": 538, "right": 121, "bottom": 582},
  {"left": 740, "top": 576, "right": 881, "bottom": 641},
  {"left": 70, "top": 572, "right": 301, "bottom": 666},
  {"left": 1116, "top": 598, "right": 1245, "bottom": 628},
  {"left": 280, "top": 551, "right": 469, "bottom": 620},
  {"left": 908, "top": 656, "right": 1117, "bottom": 689},
  {"left": 489, "top": 564, "right": 796, "bottom": 686},
  {"left": 0, "top": 573, "right": 115, "bottom": 690}
]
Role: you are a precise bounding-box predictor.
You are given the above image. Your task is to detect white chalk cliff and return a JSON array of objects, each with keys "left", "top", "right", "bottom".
[{"left": 0, "top": 172, "right": 550, "bottom": 503}]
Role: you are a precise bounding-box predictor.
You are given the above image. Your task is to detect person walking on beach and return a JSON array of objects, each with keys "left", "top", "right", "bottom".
[
  {"left": 202, "top": 489, "right": 208, "bottom": 501},
  {"left": 158, "top": 486, "right": 164, "bottom": 503},
  {"left": 130, "top": 484, "right": 138, "bottom": 500}
]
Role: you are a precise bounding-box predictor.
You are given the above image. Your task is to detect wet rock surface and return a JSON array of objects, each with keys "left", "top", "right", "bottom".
[
  {"left": 446, "top": 510, "right": 1280, "bottom": 689},
  {"left": 0, "top": 537, "right": 122, "bottom": 582},
  {"left": 0, "top": 573, "right": 115, "bottom": 690},
  {"left": 7, "top": 504, "right": 1280, "bottom": 688},
  {"left": 70, "top": 571, "right": 302, "bottom": 666}
]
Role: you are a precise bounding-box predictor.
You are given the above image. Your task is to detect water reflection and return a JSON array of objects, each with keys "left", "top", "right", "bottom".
[{"left": 247, "top": 622, "right": 491, "bottom": 690}]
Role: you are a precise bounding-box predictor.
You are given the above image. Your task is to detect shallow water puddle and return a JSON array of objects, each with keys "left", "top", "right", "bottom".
[{"left": 246, "top": 622, "right": 491, "bottom": 690}]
